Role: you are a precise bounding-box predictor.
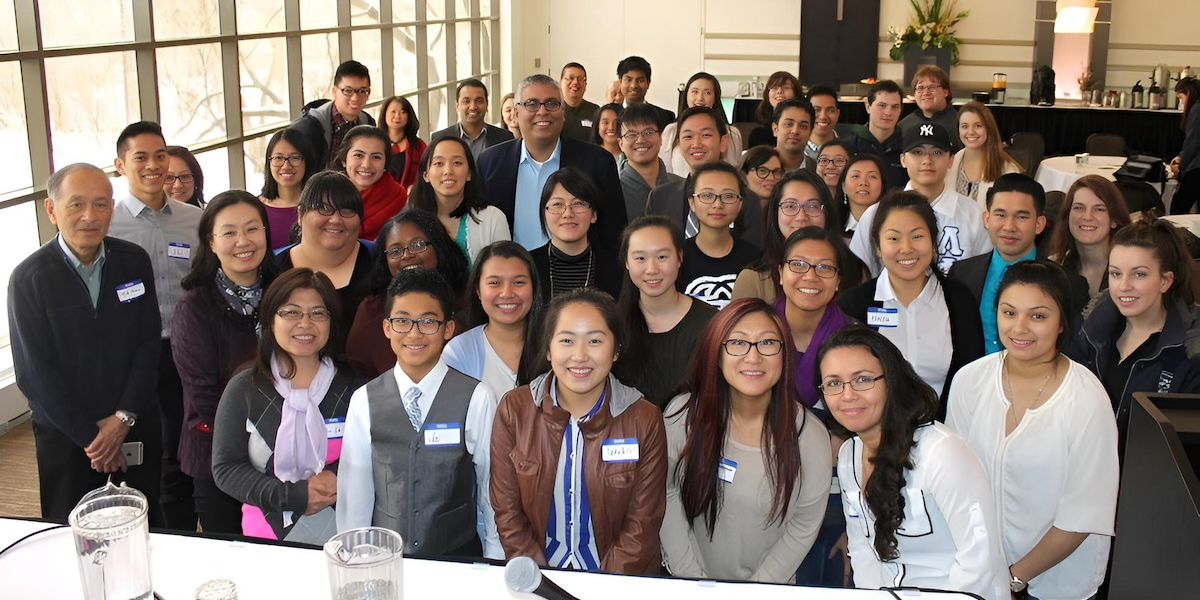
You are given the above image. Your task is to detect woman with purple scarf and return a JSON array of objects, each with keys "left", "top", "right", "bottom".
[{"left": 211, "top": 268, "right": 367, "bottom": 544}]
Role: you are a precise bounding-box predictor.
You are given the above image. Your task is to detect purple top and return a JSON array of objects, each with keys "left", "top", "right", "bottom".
[
  {"left": 773, "top": 295, "right": 852, "bottom": 407},
  {"left": 264, "top": 203, "right": 298, "bottom": 251}
]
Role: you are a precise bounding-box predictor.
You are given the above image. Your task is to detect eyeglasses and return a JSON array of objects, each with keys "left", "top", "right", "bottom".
[
  {"left": 722, "top": 338, "right": 784, "bottom": 357},
  {"left": 817, "top": 157, "right": 848, "bottom": 168},
  {"left": 753, "top": 166, "right": 785, "bottom": 180},
  {"left": 384, "top": 240, "right": 430, "bottom": 259},
  {"left": 692, "top": 192, "right": 742, "bottom": 205},
  {"left": 784, "top": 259, "right": 839, "bottom": 278},
  {"left": 620, "top": 129, "right": 659, "bottom": 142},
  {"left": 545, "top": 200, "right": 592, "bottom": 215},
  {"left": 338, "top": 86, "right": 371, "bottom": 98},
  {"left": 276, "top": 308, "right": 331, "bottom": 322},
  {"left": 779, "top": 200, "right": 825, "bottom": 217},
  {"left": 269, "top": 155, "right": 305, "bottom": 167},
  {"left": 385, "top": 316, "right": 446, "bottom": 335},
  {"left": 818, "top": 374, "right": 885, "bottom": 395},
  {"left": 914, "top": 85, "right": 942, "bottom": 94},
  {"left": 215, "top": 225, "right": 262, "bottom": 241},
  {"left": 313, "top": 205, "right": 359, "bottom": 219},
  {"left": 165, "top": 174, "right": 193, "bottom": 185},
  {"left": 517, "top": 98, "right": 564, "bottom": 112}
]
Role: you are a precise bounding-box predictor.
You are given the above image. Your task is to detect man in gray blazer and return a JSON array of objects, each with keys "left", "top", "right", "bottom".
[{"left": 431, "top": 78, "right": 513, "bottom": 159}]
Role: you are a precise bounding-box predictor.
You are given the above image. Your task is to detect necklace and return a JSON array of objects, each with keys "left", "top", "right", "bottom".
[
  {"left": 548, "top": 244, "right": 593, "bottom": 296},
  {"left": 1001, "top": 354, "right": 1057, "bottom": 432}
]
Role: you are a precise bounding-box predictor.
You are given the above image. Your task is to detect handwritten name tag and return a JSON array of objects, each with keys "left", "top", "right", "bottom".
[
  {"left": 602, "top": 438, "right": 639, "bottom": 462},
  {"left": 424, "top": 422, "right": 462, "bottom": 446},
  {"left": 718, "top": 457, "right": 737, "bottom": 484},
  {"left": 324, "top": 417, "right": 346, "bottom": 440},
  {"left": 167, "top": 242, "right": 191, "bottom": 260},
  {"left": 116, "top": 279, "right": 146, "bottom": 303},
  {"left": 866, "top": 307, "right": 899, "bottom": 328}
]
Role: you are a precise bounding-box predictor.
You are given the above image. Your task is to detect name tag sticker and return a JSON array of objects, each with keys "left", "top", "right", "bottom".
[
  {"left": 602, "top": 438, "right": 639, "bottom": 463},
  {"left": 581, "top": 119, "right": 593, "bottom": 127},
  {"left": 866, "top": 307, "right": 899, "bottom": 328},
  {"left": 116, "top": 279, "right": 146, "bottom": 303},
  {"left": 718, "top": 457, "right": 737, "bottom": 484},
  {"left": 424, "top": 422, "right": 462, "bottom": 446},
  {"left": 324, "top": 417, "right": 346, "bottom": 440},
  {"left": 167, "top": 242, "right": 191, "bottom": 260}
]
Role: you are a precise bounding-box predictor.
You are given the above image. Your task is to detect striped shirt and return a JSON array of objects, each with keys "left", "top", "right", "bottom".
[
  {"left": 544, "top": 384, "right": 607, "bottom": 570},
  {"left": 546, "top": 244, "right": 593, "bottom": 297}
]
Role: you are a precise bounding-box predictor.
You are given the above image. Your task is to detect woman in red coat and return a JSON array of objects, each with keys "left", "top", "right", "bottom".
[{"left": 337, "top": 125, "right": 407, "bottom": 241}]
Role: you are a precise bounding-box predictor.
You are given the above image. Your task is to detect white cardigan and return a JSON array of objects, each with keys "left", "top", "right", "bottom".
[
  {"left": 464, "top": 205, "right": 511, "bottom": 265},
  {"left": 945, "top": 150, "right": 1023, "bottom": 211},
  {"left": 659, "top": 122, "right": 745, "bottom": 176}
]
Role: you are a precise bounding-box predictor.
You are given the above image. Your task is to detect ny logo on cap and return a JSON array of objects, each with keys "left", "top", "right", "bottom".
[{"left": 920, "top": 124, "right": 934, "bottom": 136}]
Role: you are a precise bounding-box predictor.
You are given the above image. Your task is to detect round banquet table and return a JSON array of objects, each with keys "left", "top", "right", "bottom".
[{"left": 1034, "top": 155, "right": 1126, "bottom": 193}]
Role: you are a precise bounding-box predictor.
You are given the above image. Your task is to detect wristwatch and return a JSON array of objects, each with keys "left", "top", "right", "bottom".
[
  {"left": 115, "top": 410, "right": 137, "bottom": 428},
  {"left": 1009, "top": 569, "right": 1028, "bottom": 598}
]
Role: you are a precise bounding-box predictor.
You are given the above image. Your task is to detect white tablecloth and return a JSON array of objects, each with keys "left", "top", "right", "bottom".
[
  {"left": 0, "top": 517, "right": 980, "bottom": 599},
  {"left": 1034, "top": 155, "right": 1126, "bottom": 193}
]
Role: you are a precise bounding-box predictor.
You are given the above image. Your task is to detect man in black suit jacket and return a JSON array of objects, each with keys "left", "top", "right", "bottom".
[
  {"left": 477, "top": 74, "right": 627, "bottom": 253},
  {"left": 947, "top": 174, "right": 1090, "bottom": 354},
  {"left": 617, "top": 56, "right": 675, "bottom": 131},
  {"left": 9, "top": 164, "right": 163, "bottom": 524},
  {"left": 430, "top": 78, "right": 513, "bottom": 159}
]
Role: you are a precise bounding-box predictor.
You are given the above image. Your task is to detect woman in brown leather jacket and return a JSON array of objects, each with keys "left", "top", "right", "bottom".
[{"left": 489, "top": 288, "right": 667, "bottom": 574}]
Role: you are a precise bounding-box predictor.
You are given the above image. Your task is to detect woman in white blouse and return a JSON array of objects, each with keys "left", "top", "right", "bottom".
[
  {"left": 946, "top": 102, "right": 1022, "bottom": 210},
  {"left": 816, "top": 325, "right": 1009, "bottom": 599},
  {"left": 947, "top": 260, "right": 1119, "bottom": 600},
  {"left": 661, "top": 298, "right": 831, "bottom": 583}
]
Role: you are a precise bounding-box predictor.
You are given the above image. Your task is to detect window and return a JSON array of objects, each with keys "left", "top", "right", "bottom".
[
  {"left": 302, "top": 34, "right": 340, "bottom": 103},
  {"left": 0, "top": 0, "right": 16, "bottom": 51},
  {"left": 236, "top": 0, "right": 286, "bottom": 34},
  {"left": 39, "top": 0, "right": 134, "bottom": 48},
  {"left": 45, "top": 52, "right": 138, "bottom": 170},
  {"left": 0, "top": 62, "right": 30, "bottom": 193},
  {"left": 157, "top": 44, "right": 226, "bottom": 145},
  {"left": 239, "top": 38, "right": 289, "bottom": 132},
  {"left": 154, "top": 0, "right": 221, "bottom": 40}
]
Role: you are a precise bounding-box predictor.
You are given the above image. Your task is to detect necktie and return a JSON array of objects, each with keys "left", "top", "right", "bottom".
[{"left": 403, "top": 386, "right": 423, "bottom": 431}]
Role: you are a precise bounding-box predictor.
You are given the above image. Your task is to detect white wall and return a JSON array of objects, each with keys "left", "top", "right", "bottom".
[{"left": 1107, "top": 0, "right": 1200, "bottom": 91}]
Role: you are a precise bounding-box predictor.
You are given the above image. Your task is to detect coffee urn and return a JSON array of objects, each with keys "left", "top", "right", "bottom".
[
  {"left": 991, "top": 73, "right": 1007, "bottom": 104},
  {"left": 1132, "top": 80, "right": 1144, "bottom": 109}
]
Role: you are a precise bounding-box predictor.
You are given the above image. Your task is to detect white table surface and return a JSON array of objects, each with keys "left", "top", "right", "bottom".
[
  {"left": 1034, "top": 155, "right": 1126, "bottom": 193},
  {"left": 0, "top": 517, "right": 981, "bottom": 599}
]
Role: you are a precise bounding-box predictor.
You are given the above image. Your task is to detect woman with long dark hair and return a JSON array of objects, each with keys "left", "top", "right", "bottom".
[
  {"left": 660, "top": 298, "right": 830, "bottom": 583},
  {"left": 591, "top": 103, "right": 624, "bottom": 161},
  {"left": 1047, "top": 174, "right": 1132, "bottom": 295},
  {"left": 490, "top": 288, "right": 667, "bottom": 574},
  {"left": 166, "top": 145, "right": 205, "bottom": 208},
  {"left": 816, "top": 326, "right": 1009, "bottom": 598},
  {"left": 335, "top": 125, "right": 408, "bottom": 241},
  {"left": 837, "top": 154, "right": 888, "bottom": 241},
  {"left": 444, "top": 241, "right": 546, "bottom": 397},
  {"left": 173, "top": 191, "right": 278, "bottom": 534},
  {"left": 406, "top": 136, "right": 510, "bottom": 267},
  {"left": 530, "top": 167, "right": 622, "bottom": 301},
  {"left": 739, "top": 145, "right": 784, "bottom": 210},
  {"left": 614, "top": 216, "right": 717, "bottom": 409},
  {"left": 259, "top": 128, "right": 318, "bottom": 250},
  {"left": 815, "top": 139, "right": 854, "bottom": 202},
  {"left": 345, "top": 209, "right": 468, "bottom": 378},
  {"left": 376, "top": 95, "right": 426, "bottom": 189},
  {"left": 748, "top": 71, "right": 801, "bottom": 148},
  {"left": 211, "top": 268, "right": 366, "bottom": 543},
  {"left": 1170, "top": 77, "right": 1200, "bottom": 214},
  {"left": 660, "top": 73, "right": 744, "bottom": 175}
]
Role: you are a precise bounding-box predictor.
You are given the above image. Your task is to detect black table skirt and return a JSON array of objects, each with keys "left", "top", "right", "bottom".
[{"left": 731, "top": 98, "right": 1185, "bottom": 160}]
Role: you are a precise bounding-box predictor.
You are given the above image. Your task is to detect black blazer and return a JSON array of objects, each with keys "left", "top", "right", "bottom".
[
  {"left": 837, "top": 274, "right": 984, "bottom": 419},
  {"left": 476, "top": 135, "right": 628, "bottom": 253},
  {"left": 430, "top": 123, "right": 513, "bottom": 150},
  {"left": 947, "top": 251, "right": 1091, "bottom": 323},
  {"left": 642, "top": 102, "right": 676, "bottom": 131}
]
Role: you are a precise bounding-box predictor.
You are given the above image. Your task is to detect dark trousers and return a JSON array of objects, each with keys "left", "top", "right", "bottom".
[
  {"left": 33, "top": 419, "right": 164, "bottom": 527},
  {"left": 795, "top": 484, "right": 849, "bottom": 587},
  {"left": 1170, "top": 170, "right": 1200, "bottom": 215},
  {"left": 158, "top": 339, "right": 197, "bottom": 530},
  {"left": 192, "top": 477, "right": 244, "bottom": 535}
]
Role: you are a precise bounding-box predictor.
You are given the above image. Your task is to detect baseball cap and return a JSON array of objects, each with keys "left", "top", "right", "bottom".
[{"left": 903, "top": 122, "right": 952, "bottom": 152}]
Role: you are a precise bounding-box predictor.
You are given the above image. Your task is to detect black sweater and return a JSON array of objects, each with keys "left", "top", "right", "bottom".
[{"left": 9, "top": 237, "right": 162, "bottom": 447}]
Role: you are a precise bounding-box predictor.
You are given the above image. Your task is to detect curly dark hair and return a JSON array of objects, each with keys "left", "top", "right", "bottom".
[
  {"left": 815, "top": 325, "right": 937, "bottom": 561},
  {"left": 366, "top": 209, "right": 469, "bottom": 300}
]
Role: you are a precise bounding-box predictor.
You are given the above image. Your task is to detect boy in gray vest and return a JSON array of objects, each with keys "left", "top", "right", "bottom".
[{"left": 337, "top": 269, "right": 501, "bottom": 558}]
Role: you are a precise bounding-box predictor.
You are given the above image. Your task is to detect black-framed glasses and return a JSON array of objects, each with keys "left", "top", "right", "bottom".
[
  {"left": 517, "top": 98, "right": 564, "bottom": 112},
  {"left": 276, "top": 308, "right": 331, "bottom": 322},
  {"left": 753, "top": 166, "right": 785, "bottom": 180},
  {"left": 914, "top": 84, "right": 942, "bottom": 94},
  {"left": 165, "top": 174, "right": 193, "bottom": 185},
  {"left": 338, "top": 86, "right": 371, "bottom": 98},
  {"left": 817, "top": 157, "right": 849, "bottom": 168},
  {"left": 620, "top": 129, "right": 659, "bottom": 142},
  {"left": 818, "top": 374, "right": 885, "bottom": 395},
  {"left": 544, "top": 200, "right": 592, "bottom": 215},
  {"left": 314, "top": 205, "right": 359, "bottom": 219},
  {"left": 784, "top": 259, "right": 839, "bottom": 278},
  {"left": 722, "top": 338, "right": 784, "bottom": 357},
  {"left": 386, "top": 316, "right": 446, "bottom": 335},
  {"left": 269, "top": 155, "right": 305, "bottom": 167},
  {"left": 779, "top": 200, "right": 825, "bottom": 217},
  {"left": 384, "top": 240, "right": 430, "bottom": 259},
  {"left": 692, "top": 192, "right": 742, "bottom": 205}
]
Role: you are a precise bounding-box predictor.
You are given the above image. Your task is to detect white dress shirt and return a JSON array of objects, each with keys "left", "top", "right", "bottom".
[
  {"left": 850, "top": 184, "right": 992, "bottom": 277},
  {"left": 336, "top": 358, "right": 502, "bottom": 559},
  {"left": 946, "top": 353, "right": 1119, "bottom": 600},
  {"left": 839, "top": 423, "right": 1010, "bottom": 600},
  {"left": 874, "top": 270, "right": 954, "bottom": 397}
]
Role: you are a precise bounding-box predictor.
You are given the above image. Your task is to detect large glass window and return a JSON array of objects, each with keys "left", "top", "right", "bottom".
[
  {"left": 301, "top": 34, "right": 340, "bottom": 103},
  {"left": 40, "top": 0, "right": 135, "bottom": 48},
  {"left": 45, "top": 51, "right": 138, "bottom": 169},
  {"left": 0, "top": 62, "right": 30, "bottom": 193},
  {"left": 157, "top": 44, "right": 226, "bottom": 145},
  {"left": 0, "top": 0, "right": 17, "bottom": 51},
  {"left": 236, "top": 0, "right": 286, "bottom": 34},
  {"left": 154, "top": 0, "right": 221, "bottom": 40},
  {"left": 239, "top": 38, "right": 289, "bottom": 132}
]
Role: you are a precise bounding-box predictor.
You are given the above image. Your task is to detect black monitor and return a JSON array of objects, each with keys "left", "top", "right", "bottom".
[{"left": 1110, "top": 393, "right": 1200, "bottom": 599}]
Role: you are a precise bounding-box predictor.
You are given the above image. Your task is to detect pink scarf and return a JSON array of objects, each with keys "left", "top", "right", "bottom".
[{"left": 272, "top": 355, "right": 337, "bottom": 483}]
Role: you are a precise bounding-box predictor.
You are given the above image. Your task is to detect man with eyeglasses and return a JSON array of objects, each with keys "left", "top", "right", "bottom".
[
  {"left": 108, "top": 120, "right": 202, "bottom": 531},
  {"left": 431, "top": 78, "right": 512, "bottom": 159},
  {"left": 618, "top": 103, "right": 682, "bottom": 220},
  {"left": 560, "top": 63, "right": 600, "bottom": 142},
  {"left": 292, "top": 60, "right": 377, "bottom": 169},
  {"left": 898, "top": 66, "right": 961, "bottom": 152},
  {"left": 772, "top": 98, "right": 818, "bottom": 173},
  {"left": 477, "top": 73, "right": 626, "bottom": 252},
  {"left": 617, "top": 56, "right": 675, "bottom": 130},
  {"left": 10, "top": 163, "right": 163, "bottom": 525},
  {"left": 806, "top": 85, "right": 845, "bottom": 162}
]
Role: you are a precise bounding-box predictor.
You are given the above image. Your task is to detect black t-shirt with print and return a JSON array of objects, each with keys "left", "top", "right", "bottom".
[{"left": 680, "top": 237, "right": 761, "bottom": 309}]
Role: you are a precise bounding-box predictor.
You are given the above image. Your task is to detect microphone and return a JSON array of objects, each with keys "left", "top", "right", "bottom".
[{"left": 504, "top": 556, "right": 581, "bottom": 600}]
